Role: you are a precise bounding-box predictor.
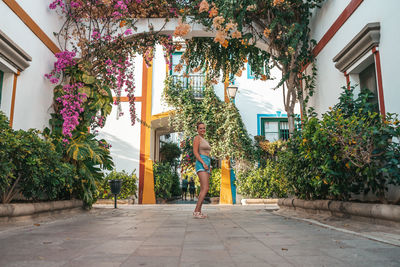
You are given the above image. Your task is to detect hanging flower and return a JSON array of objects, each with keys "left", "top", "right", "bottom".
[
  {"left": 231, "top": 30, "right": 242, "bottom": 39},
  {"left": 199, "top": 0, "right": 210, "bottom": 13},
  {"left": 174, "top": 63, "right": 183, "bottom": 72},
  {"left": 214, "top": 30, "right": 227, "bottom": 45},
  {"left": 246, "top": 4, "right": 257, "bottom": 11},
  {"left": 212, "top": 16, "right": 225, "bottom": 29},
  {"left": 209, "top": 6, "right": 218, "bottom": 18},
  {"left": 263, "top": 28, "right": 271, "bottom": 38},
  {"left": 225, "top": 22, "right": 237, "bottom": 32},
  {"left": 221, "top": 39, "right": 229, "bottom": 48},
  {"left": 174, "top": 19, "right": 191, "bottom": 37},
  {"left": 57, "top": 83, "right": 86, "bottom": 138},
  {"left": 273, "top": 0, "right": 285, "bottom": 6}
]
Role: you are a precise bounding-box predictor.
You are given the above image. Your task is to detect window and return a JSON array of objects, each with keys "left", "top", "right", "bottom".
[
  {"left": 247, "top": 63, "right": 255, "bottom": 79},
  {"left": 170, "top": 52, "right": 186, "bottom": 76},
  {"left": 333, "top": 22, "right": 382, "bottom": 112},
  {"left": 359, "top": 63, "right": 379, "bottom": 111},
  {"left": 261, "top": 118, "right": 290, "bottom": 141},
  {"left": 169, "top": 52, "right": 205, "bottom": 98},
  {"left": 0, "top": 71, "right": 3, "bottom": 108}
]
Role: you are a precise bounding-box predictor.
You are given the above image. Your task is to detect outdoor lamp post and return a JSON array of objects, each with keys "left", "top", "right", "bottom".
[
  {"left": 227, "top": 85, "right": 238, "bottom": 100},
  {"left": 108, "top": 179, "right": 122, "bottom": 208}
]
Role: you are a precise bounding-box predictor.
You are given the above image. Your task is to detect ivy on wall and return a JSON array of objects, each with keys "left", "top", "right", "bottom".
[{"left": 163, "top": 78, "right": 254, "bottom": 163}]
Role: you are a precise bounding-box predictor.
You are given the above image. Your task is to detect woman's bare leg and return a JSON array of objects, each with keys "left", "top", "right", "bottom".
[{"left": 194, "top": 171, "right": 209, "bottom": 213}]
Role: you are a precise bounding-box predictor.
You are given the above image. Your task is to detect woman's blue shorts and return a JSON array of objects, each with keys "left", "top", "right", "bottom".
[{"left": 195, "top": 155, "right": 211, "bottom": 174}]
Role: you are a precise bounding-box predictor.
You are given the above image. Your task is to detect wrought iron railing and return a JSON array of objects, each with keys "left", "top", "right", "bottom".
[{"left": 170, "top": 74, "right": 205, "bottom": 98}]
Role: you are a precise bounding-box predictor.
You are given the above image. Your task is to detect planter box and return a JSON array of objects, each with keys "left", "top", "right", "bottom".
[
  {"left": 0, "top": 200, "right": 83, "bottom": 222},
  {"left": 156, "top": 198, "right": 168, "bottom": 204},
  {"left": 210, "top": 197, "right": 220, "bottom": 204},
  {"left": 95, "top": 199, "right": 135, "bottom": 205},
  {"left": 278, "top": 198, "right": 400, "bottom": 225},
  {"left": 241, "top": 199, "right": 278, "bottom": 205}
]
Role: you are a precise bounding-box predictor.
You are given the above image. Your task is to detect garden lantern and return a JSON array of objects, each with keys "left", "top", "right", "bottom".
[
  {"left": 227, "top": 85, "right": 238, "bottom": 99},
  {"left": 108, "top": 179, "right": 122, "bottom": 208}
]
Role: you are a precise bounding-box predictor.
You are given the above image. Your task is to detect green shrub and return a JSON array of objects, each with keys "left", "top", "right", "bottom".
[
  {"left": 0, "top": 111, "right": 75, "bottom": 203},
  {"left": 97, "top": 170, "right": 138, "bottom": 199},
  {"left": 254, "top": 137, "right": 285, "bottom": 166},
  {"left": 207, "top": 168, "right": 221, "bottom": 197},
  {"left": 279, "top": 87, "right": 400, "bottom": 202},
  {"left": 43, "top": 127, "right": 114, "bottom": 208},
  {"left": 159, "top": 141, "right": 181, "bottom": 167},
  {"left": 153, "top": 162, "right": 180, "bottom": 199},
  {"left": 237, "top": 160, "right": 289, "bottom": 198}
]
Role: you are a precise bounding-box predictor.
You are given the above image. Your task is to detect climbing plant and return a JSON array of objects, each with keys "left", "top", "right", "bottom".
[
  {"left": 177, "top": 0, "right": 323, "bottom": 133},
  {"left": 163, "top": 78, "right": 254, "bottom": 164}
]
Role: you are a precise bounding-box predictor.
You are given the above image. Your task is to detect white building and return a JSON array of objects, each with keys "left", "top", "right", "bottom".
[
  {"left": 2, "top": 0, "right": 398, "bottom": 203},
  {"left": 307, "top": 0, "right": 400, "bottom": 117},
  {"left": 306, "top": 0, "right": 400, "bottom": 202}
]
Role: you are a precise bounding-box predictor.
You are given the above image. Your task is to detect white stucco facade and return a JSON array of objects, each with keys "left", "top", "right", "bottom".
[
  {"left": 308, "top": 0, "right": 400, "bottom": 116},
  {"left": 0, "top": 0, "right": 64, "bottom": 130}
]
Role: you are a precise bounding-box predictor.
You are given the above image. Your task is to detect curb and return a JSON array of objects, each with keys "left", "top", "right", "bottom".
[
  {"left": 0, "top": 200, "right": 83, "bottom": 218},
  {"left": 95, "top": 199, "right": 135, "bottom": 205},
  {"left": 278, "top": 198, "right": 400, "bottom": 223},
  {"left": 241, "top": 199, "right": 278, "bottom": 205}
]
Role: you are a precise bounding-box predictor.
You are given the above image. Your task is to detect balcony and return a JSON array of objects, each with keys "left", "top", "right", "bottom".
[{"left": 170, "top": 74, "right": 205, "bottom": 99}]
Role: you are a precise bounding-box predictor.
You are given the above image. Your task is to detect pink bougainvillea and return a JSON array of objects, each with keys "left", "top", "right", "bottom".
[
  {"left": 45, "top": 51, "right": 77, "bottom": 84},
  {"left": 56, "top": 83, "right": 86, "bottom": 140}
]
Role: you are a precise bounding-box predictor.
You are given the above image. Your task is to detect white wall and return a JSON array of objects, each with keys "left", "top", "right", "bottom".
[
  {"left": 151, "top": 45, "right": 168, "bottom": 116},
  {"left": 0, "top": 1, "right": 64, "bottom": 130},
  {"left": 308, "top": 0, "right": 400, "bottom": 116},
  {"left": 98, "top": 102, "right": 142, "bottom": 175},
  {"left": 234, "top": 66, "right": 295, "bottom": 137}
]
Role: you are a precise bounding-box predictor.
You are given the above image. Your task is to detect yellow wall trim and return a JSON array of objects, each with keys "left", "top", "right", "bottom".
[{"left": 3, "top": 0, "right": 60, "bottom": 54}]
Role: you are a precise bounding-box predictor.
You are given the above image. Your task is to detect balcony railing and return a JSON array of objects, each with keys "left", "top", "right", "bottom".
[{"left": 170, "top": 74, "right": 205, "bottom": 98}]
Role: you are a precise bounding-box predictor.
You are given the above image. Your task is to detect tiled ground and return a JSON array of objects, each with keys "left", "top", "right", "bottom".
[{"left": 0, "top": 204, "right": 399, "bottom": 267}]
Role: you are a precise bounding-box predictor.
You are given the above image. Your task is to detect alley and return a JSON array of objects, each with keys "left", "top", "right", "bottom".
[{"left": 0, "top": 205, "right": 399, "bottom": 267}]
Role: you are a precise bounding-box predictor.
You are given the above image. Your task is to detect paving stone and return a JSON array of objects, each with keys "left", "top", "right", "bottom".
[{"left": 0, "top": 204, "right": 399, "bottom": 267}]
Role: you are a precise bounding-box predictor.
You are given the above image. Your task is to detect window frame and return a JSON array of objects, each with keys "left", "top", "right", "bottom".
[{"left": 0, "top": 70, "right": 3, "bottom": 107}]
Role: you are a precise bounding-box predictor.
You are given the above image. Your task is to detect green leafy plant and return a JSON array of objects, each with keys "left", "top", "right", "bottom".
[
  {"left": 279, "top": 87, "right": 400, "bottom": 202},
  {"left": 164, "top": 79, "right": 254, "bottom": 163},
  {"left": 42, "top": 128, "right": 114, "bottom": 208},
  {"left": 0, "top": 111, "right": 75, "bottom": 203},
  {"left": 159, "top": 141, "right": 181, "bottom": 168},
  {"left": 153, "top": 162, "right": 180, "bottom": 200},
  {"left": 207, "top": 168, "right": 221, "bottom": 197},
  {"left": 97, "top": 170, "right": 138, "bottom": 200},
  {"left": 237, "top": 160, "right": 289, "bottom": 199}
]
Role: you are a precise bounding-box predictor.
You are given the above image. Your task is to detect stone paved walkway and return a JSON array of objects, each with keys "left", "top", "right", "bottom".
[{"left": 0, "top": 204, "right": 399, "bottom": 267}]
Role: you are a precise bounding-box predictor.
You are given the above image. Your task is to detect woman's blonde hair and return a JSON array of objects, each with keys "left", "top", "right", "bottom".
[{"left": 196, "top": 122, "right": 205, "bottom": 129}]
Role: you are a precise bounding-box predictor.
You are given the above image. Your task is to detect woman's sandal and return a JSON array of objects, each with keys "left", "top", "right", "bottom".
[{"left": 193, "top": 212, "right": 207, "bottom": 219}]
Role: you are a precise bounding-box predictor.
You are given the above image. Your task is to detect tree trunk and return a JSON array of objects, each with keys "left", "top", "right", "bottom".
[{"left": 283, "top": 72, "right": 298, "bottom": 135}]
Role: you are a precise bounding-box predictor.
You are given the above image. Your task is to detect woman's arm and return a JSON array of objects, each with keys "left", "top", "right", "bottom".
[{"left": 193, "top": 136, "right": 203, "bottom": 163}]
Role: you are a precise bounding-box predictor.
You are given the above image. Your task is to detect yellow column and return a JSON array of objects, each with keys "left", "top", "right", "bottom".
[
  {"left": 142, "top": 62, "right": 156, "bottom": 204},
  {"left": 219, "top": 77, "right": 233, "bottom": 204},
  {"left": 220, "top": 159, "right": 232, "bottom": 204}
]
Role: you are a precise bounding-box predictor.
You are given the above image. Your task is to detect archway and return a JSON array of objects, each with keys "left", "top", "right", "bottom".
[{"left": 45, "top": 0, "right": 319, "bottom": 206}]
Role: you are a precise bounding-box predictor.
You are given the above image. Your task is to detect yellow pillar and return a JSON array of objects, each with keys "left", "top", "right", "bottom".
[
  {"left": 219, "top": 77, "right": 233, "bottom": 204},
  {"left": 141, "top": 61, "right": 156, "bottom": 204},
  {"left": 220, "top": 159, "right": 232, "bottom": 204}
]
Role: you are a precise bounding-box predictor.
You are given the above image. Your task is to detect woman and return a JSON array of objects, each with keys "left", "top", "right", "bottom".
[{"left": 192, "top": 122, "right": 211, "bottom": 219}]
